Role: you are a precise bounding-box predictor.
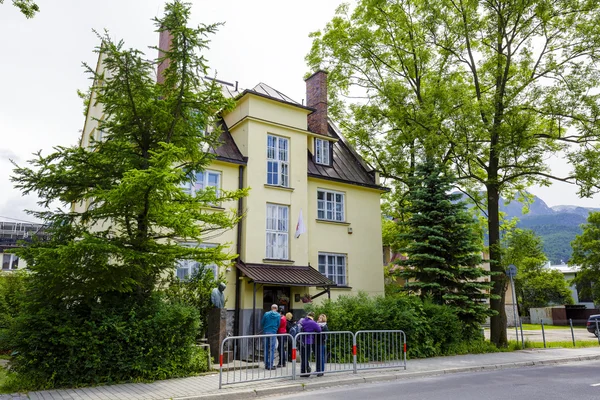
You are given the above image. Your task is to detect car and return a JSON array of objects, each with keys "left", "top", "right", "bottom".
[{"left": 586, "top": 314, "right": 600, "bottom": 336}]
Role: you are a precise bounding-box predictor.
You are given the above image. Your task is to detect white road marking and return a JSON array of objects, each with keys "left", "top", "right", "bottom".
[{"left": 590, "top": 383, "right": 600, "bottom": 387}]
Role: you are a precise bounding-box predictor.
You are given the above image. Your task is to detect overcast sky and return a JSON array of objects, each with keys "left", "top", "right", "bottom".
[{"left": 1, "top": 0, "right": 598, "bottom": 223}]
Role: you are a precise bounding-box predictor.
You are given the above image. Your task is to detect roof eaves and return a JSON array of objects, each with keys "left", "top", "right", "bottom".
[{"left": 308, "top": 173, "right": 390, "bottom": 192}]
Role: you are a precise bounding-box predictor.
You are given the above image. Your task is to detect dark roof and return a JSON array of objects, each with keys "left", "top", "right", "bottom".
[
  {"left": 210, "top": 120, "right": 246, "bottom": 165},
  {"left": 236, "top": 261, "right": 336, "bottom": 287},
  {"left": 251, "top": 83, "right": 300, "bottom": 105},
  {"left": 307, "top": 122, "right": 388, "bottom": 191},
  {"left": 236, "top": 83, "right": 315, "bottom": 112}
]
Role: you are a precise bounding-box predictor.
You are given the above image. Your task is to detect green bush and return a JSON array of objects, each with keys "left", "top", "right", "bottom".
[
  {"left": 4, "top": 293, "right": 208, "bottom": 390},
  {"left": 308, "top": 292, "right": 487, "bottom": 359},
  {"left": 0, "top": 272, "right": 27, "bottom": 353}
]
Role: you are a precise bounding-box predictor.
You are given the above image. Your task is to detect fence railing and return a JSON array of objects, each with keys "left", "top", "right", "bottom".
[
  {"left": 506, "top": 318, "right": 600, "bottom": 349},
  {"left": 219, "top": 330, "right": 406, "bottom": 389},
  {"left": 355, "top": 330, "right": 407, "bottom": 372}
]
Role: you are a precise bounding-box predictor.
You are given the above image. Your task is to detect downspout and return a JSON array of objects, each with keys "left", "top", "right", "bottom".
[{"left": 234, "top": 165, "right": 244, "bottom": 336}]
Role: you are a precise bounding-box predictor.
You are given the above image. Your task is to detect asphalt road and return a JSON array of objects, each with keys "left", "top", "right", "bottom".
[{"left": 267, "top": 359, "right": 600, "bottom": 400}]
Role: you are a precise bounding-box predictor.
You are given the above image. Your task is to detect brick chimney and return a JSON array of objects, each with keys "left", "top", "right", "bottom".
[
  {"left": 157, "top": 29, "right": 173, "bottom": 84},
  {"left": 305, "top": 70, "right": 328, "bottom": 136}
]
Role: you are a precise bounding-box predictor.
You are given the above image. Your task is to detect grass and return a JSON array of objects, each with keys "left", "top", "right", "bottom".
[
  {"left": 521, "top": 324, "right": 587, "bottom": 330},
  {"left": 505, "top": 339, "right": 599, "bottom": 350}
]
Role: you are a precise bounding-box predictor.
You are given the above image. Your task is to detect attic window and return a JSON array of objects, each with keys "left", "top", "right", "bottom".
[{"left": 315, "top": 138, "right": 331, "bottom": 166}]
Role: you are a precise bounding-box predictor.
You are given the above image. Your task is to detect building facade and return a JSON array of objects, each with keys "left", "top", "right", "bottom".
[{"left": 79, "top": 37, "right": 386, "bottom": 336}]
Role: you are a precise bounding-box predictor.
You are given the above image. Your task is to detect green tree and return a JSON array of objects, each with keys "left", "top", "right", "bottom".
[
  {"left": 1, "top": 0, "right": 39, "bottom": 18},
  {"left": 571, "top": 212, "right": 600, "bottom": 304},
  {"left": 307, "top": 0, "right": 600, "bottom": 346},
  {"left": 395, "top": 161, "right": 492, "bottom": 327},
  {"left": 6, "top": 0, "right": 245, "bottom": 387},
  {"left": 503, "top": 229, "right": 573, "bottom": 315}
]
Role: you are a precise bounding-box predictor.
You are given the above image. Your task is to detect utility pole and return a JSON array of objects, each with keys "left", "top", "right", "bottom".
[{"left": 507, "top": 264, "right": 519, "bottom": 345}]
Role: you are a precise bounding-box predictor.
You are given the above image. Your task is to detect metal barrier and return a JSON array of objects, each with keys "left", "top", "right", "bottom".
[
  {"left": 294, "top": 331, "right": 355, "bottom": 379},
  {"left": 354, "top": 330, "right": 407, "bottom": 372},
  {"left": 219, "top": 330, "right": 407, "bottom": 388},
  {"left": 219, "top": 333, "right": 294, "bottom": 388}
]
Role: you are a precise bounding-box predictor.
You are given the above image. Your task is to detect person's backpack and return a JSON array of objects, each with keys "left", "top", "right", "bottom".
[{"left": 289, "top": 321, "right": 302, "bottom": 338}]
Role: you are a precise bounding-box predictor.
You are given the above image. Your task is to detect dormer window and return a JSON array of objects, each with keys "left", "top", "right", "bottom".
[{"left": 315, "top": 138, "right": 331, "bottom": 166}]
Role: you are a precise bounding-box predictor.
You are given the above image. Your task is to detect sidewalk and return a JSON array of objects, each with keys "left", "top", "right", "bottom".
[{"left": 3, "top": 347, "right": 600, "bottom": 400}]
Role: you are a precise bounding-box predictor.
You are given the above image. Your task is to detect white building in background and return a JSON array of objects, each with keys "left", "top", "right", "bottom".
[
  {"left": 545, "top": 262, "right": 594, "bottom": 308},
  {"left": 0, "top": 220, "right": 48, "bottom": 271}
]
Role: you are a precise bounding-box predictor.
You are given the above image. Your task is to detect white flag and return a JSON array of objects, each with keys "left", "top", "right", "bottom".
[{"left": 295, "top": 209, "right": 306, "bottom": 238}]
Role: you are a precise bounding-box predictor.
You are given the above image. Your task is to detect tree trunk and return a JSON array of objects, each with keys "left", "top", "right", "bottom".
[{"left": 487, "top": 183, "right": 508, "bottom": 346}]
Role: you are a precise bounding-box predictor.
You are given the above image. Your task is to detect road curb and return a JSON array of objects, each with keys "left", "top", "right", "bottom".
[{"left": 172, "top": 354, "right": 600, "bottom": 400}]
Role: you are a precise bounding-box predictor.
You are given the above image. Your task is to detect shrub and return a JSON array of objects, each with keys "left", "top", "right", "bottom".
[
  {"left": 161, "top": 266, "right": 217, "bottom": 339},
  {"left": 0, "top": 272, "right": 27, "bottom": 353},
  {"left": 308, "top": 292, "right": 484, "bottom": 359},
  {"left": 5, "top": 293, "right": 207, "bottom": 390}
]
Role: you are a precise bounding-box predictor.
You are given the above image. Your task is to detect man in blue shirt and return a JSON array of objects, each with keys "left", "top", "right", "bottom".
[{"left": 261, "top": 304, "right": 281, "bottom": 370}]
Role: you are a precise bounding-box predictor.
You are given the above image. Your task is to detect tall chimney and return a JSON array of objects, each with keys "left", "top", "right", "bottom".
[
  {"left": 305, "top": 70, "right": 328, "bottom": 136},
  {"left": 157, "top": 30, "right": 173, "bottom": 84}
]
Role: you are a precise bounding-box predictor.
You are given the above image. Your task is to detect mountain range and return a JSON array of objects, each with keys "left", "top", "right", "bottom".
[{"left": 462, "top": 194, "right": 600, "bottom": 264}]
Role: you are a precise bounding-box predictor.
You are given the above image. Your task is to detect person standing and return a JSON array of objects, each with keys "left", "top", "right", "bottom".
[
  {"left": 285, "top": 312, "right": 295, "bottom": 362},
  {"left": 261, "top": 304, "right": 280, "bottom": 370},
  {"left": 299, "top": 312, "right": 321, "bottom": 377},
  {"left": 276, "top": 306, "right": 287, "bottom": 367},
  {"left": 315, "top": 314, "right": 328, "bottom": 376}
]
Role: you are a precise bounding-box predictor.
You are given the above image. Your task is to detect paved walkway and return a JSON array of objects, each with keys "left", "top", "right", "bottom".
[{"left": 2, "top": 347, "right": 600, "bottom": 400}]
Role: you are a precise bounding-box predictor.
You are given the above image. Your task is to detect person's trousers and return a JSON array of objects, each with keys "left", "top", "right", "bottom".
[
  {"left": 316, "top": 344, "right": 326, "bottom": 373},
  {"left": 277, "top": 336, "right": 287, "bottom": 366},
  {"left": 300, "top": 342, "right": 313, "bottom": 374},
  {"left": 263, "top": 335, "right": 276, "bottom": 369}
]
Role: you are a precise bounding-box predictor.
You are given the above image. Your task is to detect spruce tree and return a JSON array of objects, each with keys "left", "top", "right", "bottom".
[{"left": 396, "top": 161, "right": 492, "bottom": 326}]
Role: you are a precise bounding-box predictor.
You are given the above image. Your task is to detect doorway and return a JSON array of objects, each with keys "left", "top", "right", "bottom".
[{"left": 262, "top": 286, "right": 291, "bottom": 314}]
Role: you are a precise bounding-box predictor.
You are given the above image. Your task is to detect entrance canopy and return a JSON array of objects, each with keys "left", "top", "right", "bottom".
[{"left": 236, "top": 261, "right": 336, "bottom": 287}]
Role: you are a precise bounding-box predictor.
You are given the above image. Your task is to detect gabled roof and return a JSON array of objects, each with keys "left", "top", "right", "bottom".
[
  {"left": 308, "top": 121, "right": 388, "bottom": 191},
  {"left": 236, "top": 261, "right": 336, "bottom": 287},
  {"left": 209, "top": 119, "right": 246, "bottom": 165}
]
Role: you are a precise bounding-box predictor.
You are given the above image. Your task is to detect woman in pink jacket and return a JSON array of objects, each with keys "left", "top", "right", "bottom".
[{"left": 276, "top": 306, "right": 287, "bottom": 367}]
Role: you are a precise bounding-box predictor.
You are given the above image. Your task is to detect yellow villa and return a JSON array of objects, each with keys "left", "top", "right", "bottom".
[{"left": 79, "top": 33, "right": 387, "bottom": 337}]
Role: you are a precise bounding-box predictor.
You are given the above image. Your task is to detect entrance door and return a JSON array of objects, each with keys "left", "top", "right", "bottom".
[{"left": 262, "top": 286, "right": 291, "bottom": 314}]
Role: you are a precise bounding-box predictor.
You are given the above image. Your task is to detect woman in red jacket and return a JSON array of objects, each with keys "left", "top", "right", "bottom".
[{"left": 276, "top": 306, "right": 287, "bottom": 367}]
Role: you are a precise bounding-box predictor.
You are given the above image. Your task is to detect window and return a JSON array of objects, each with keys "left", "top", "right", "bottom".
[
  {"left": 176, "top": 243, "right": 218, "bottom": 281},
  {"left": 315, "top": 138, "right": 331, "bottom": 165},
  {"left": 2, "top": 253, "right": 19, "bottom": 270},
  {"left": 317, "top": 189, "right": 345, "bottom": 222},
  {"left": 266, "top": 204, "right": 289, "bottom": 259},
  {"left": 182, "top": 169, "right": 221, "bottom": 199},
  {"left": 318, "top": 253, "right": 346, "bottom": 285},
  {"left": 267, "top": 135, "right": 289, "bottom": 187}
]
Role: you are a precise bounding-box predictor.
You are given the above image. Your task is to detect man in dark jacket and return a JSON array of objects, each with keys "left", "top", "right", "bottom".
[
  {"left": 299, "top": 312, "right": 321, "bottom": 376},
  {"left": 261, "top": 304, "right": 281, "bottom": 370}
]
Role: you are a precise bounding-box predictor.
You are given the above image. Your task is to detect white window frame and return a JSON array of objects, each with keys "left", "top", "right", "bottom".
[
  {"left": 266, "top": 204, "right": 289, "bottom": 260},
  {"left": 318, "top": 252, "right": 347, "bottom": 286},
  {"left": 182, "top": 169, "right": 221, "bottom": 200},
  {"left": 176, "top": 242, "right": 219, "bottom": 281},
  {"left": 317, "top": 189, "right": 345, "bottom": 222},
  {"left": 267, "top": 135, "right": 289, "bottom": 187},
  {"left": 315, "top": 138, "right": 331, "bottom": 165}
]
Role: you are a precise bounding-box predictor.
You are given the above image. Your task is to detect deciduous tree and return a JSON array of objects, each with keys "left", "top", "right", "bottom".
[
  {"left": 503, "top": 229, "right": 573, "bottom": 315},
  {"left": 571, "top": 212, "right": 600, "bottom": 304},
  {"left": 307, "top": 0, "right": 600, "bottom": 346}
]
